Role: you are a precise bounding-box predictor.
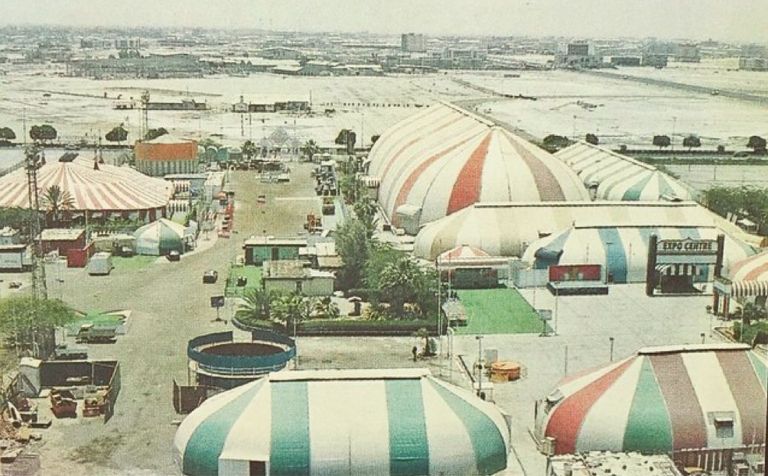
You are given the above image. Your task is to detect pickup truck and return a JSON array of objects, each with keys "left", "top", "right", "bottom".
[{"left": 75, "top": 324, "right": 117, "bottom": 343}]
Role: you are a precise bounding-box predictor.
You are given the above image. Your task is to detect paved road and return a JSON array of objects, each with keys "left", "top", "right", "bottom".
[
  {"left": 581, "top": 69, "right": 768, "bottom": 106},
  {"left": 39, "top": 164, "right": 322, "bottom": 475}
]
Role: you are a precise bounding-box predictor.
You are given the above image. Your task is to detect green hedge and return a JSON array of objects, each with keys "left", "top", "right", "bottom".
[
  {"left": 732, "top": 320, "right": 768, "bottom": 344},
  {"left": 299, "top": 318, "right": 445, "bottom": 336}
]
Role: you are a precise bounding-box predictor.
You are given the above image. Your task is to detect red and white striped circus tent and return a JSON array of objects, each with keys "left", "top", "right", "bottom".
[
  {"left": 0, "top": 154, "right": 172, "bottom": 220},
  {"left": 438, "top": 244, "right": 490, "bottom": 261},
  {"left": 367, "top": 103, "right": 589, "bottom": 234},
  {"left": 535, "top": 343, "right": 767, "bottom": 457},
  {"left": 727, "top": 249, "right": 768, "bottom": 297},
  {"left": 713, "top": 249, "right": 768, "bottom": 315}
]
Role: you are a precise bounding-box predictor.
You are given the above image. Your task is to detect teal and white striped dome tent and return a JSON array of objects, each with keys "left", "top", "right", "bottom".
[
  {"left": 555, "top": 141, "right": 693, "bottom": 201},
  {"left": 134, "top": 218, "right": 188, "bottom": 256},
  {"left": 173, "top": 369, "right": 511, "bottom": 476}
]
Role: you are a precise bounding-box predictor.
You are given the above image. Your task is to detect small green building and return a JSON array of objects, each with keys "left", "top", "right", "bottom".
[{"left": 243, "top": 236, "right": 307, "bottom": 266}]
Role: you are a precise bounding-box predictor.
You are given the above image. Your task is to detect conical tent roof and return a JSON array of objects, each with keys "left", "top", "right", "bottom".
[
  {"left": 134, "top": 218, "right": 186, "bottom": 256},
  {"left": 0, "top": 156, "right": 172, "bottom": 211}
]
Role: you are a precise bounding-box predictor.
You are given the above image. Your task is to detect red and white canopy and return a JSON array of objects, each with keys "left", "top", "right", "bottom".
[
  {"left": 368, "top": 103, "right": 589, "bottom": 231},
  {"left": 727, "top": 249, "right": 768, "bottom": 297},
  {"left": 0, "top": 156, "right": 172, "bottom": 212}
]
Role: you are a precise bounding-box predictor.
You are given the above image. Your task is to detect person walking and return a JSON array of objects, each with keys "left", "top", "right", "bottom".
[{"left": 412, "top": 345, "right": 418, "bottom": 362}]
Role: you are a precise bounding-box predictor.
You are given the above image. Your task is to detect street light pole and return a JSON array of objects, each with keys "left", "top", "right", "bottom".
[
  {"left": 609, "top": 337, "right": 615, "bottom": 362},
  {"left": 476, "top": 335, "right": 484, "bottom": 398}
]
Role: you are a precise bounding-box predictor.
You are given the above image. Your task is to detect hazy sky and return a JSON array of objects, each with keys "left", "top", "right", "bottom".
[{"left": 4, "top": 0, "right": 768, "bottom": 43}]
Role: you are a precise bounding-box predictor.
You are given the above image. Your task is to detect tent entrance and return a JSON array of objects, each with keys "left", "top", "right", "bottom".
[{"left": 249, "top": 461, "right": 266, "bottom": 476}]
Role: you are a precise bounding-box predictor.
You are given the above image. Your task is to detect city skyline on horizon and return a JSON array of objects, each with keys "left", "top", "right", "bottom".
[{"left": 2, "top": 0, "right": 768, "bottom": 44}]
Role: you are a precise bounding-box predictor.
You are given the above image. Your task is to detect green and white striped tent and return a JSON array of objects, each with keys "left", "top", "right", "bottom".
[{"left": 173, "top": 368, "right": 511, "bottom": 476}]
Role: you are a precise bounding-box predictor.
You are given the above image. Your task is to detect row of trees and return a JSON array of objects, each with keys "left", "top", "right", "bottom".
[
  {"left": 543, "top": 133, "right": 767, "bottom": 153},
  {"left": 701, "top": 185, "right": 768, "bottom": 234},
  {"left": 0, "top": 124, "right": 165, "bottom": 145}
]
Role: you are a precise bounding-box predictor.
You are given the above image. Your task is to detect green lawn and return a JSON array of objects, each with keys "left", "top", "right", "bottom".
[
  {"left": 454, "top": 288, "right": 551, "bottom": 335},
  {"left": 112, "top": 255, "right": 157, "bottom": 272},
  {"left": 226, "top": 265, "right": 263, "bottom": 297},
  {"left": 65, "top": 311, "right": 125, "bottom": 335}
]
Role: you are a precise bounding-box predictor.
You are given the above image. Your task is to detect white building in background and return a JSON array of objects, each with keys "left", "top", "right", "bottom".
[
  {"left": 555, "top": 42, "right": 602, "bottom": 69},
  {"left": 401, "top": 33, "right": 427, "bottom": 53}
]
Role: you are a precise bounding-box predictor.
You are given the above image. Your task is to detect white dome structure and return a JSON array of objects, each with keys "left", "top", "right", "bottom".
[
  {"left": 367, "top": 103, "right": 589, "bottom": 234},
  {"left": 555, "top": 141, "right": 693, "bottom": 201},
  {"left": 520, "top": 225, "right": 755, "bottom": 283},
  {"left": 174, "top": 369, "right": 510, "bottom": 476},
  {"left": 413, "top": 201, "right": 756, "bottom": 260}
]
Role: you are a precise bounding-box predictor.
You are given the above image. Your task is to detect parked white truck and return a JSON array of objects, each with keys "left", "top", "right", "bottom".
[{"left": 87, "top": 252, "right": 114, "bottom": 276}]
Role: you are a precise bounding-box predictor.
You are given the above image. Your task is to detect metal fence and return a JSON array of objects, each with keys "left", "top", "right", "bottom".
[{"left": 187, "top": 331, "right": 295, "bottom": 376}]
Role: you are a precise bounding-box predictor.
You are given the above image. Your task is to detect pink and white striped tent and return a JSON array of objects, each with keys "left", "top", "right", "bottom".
[
  {"left": 727, "top": 249, "right": 768, "bottom": 298},
  {"left": 0, "top": 156, "right": 172, "bottom": 213}
]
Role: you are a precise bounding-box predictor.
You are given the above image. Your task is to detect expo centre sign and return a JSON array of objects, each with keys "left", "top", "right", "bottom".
[{"left": 657, "top": 238, "right": 718, "bottom": 256}]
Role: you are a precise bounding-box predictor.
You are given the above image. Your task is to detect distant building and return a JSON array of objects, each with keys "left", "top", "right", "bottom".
[
  {"left": 115, "top": 38, "right": 141, "bottom": 50},
  {"left": 401, "top": 33, "right": 427, "bottom": 53},
  {"left": 134, "top": 135, "right": 199, "bottom": 177},
  {"left": 145, "top": 99, "right": 208, "bottom": 111},
  {"left": 548, "top": 453, "right": 682, "bottom": 476},
  {"left": 642, "top": 53, "right": 668, "bottom": 68},
  {"left": 610, "top": 56, "right": 642, "bottom": 67},
  {"left": 676, "top": 43, "right": 701, "bottom": 62},
  {"left": 555, "top": 42, "right": 602, "bottom": 69},
  {"left": 740, "top": 57, "right": 768, "bottom": 71},
  {"left": 260, "top": 47, "right": 304, "bottom": 60},
  {"left": 741, "top": 44, "right": 767, "bottom": 58},
  {"left": 300, "top": 60, "right": 337, "bottom": 76}
]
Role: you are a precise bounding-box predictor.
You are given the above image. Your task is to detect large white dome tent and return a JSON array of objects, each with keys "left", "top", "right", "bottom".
[
  {"left": 173, "top": 369, "right": 511, "bottom": 476},
  {"left": 367, "top": 103, "right": 589, "bottom": 234}
]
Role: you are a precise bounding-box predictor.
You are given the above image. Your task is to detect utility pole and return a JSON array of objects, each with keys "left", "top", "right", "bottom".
[
  {"left": 25, "top": 144, "right": 47, "bottom": 300},
  {"left": 139, "top": 90, "right": 150, "bottom": 140},
  {"left": 475, "top": 335, "right": 484, "bottom": 398}
]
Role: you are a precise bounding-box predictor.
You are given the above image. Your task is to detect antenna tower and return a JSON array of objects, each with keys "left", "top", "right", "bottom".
[
  {"left": 25, "top": 144, "right": 47, "bottom": 300},
  {"left": 140, "top": 90, "right": 150, "bottom": 139}
]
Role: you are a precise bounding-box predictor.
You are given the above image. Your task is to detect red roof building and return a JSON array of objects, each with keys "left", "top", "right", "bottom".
[{"left": 135, "top": 135, "right": 198, "bottom": 176}]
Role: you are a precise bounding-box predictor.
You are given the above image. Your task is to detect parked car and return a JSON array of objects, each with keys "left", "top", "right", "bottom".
[
  {"left": 75, "top": 323, "right": 117, "bottom": 343},
  {"left": 203, "top": 270, "right": 219, "bottom": 284},
  {"left": 167, "top": 250, "right": 181, "bottom": 262}
]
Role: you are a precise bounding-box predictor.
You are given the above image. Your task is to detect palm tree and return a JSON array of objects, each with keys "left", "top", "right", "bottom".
[
  {"left": 311, "top": 297, "right": 340, "bottom": 319},
  {"left": 302, "top": 139, "right": 320, "bottom": 162},
  {"left": 235, "top": 288, "right": 277, "bottom": 325},
  {"left": 42, "top": 185, "right": 75, "bottom": 226},
  {"left": 271, "top": 293, "right": 310, "bottom": 334},
  {"left": 379, "top": 257, "right": 422, "bottom": 317}
]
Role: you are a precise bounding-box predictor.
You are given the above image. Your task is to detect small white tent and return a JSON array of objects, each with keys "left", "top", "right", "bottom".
[{"left": 134, "top": 218, "right": 189, "bottom": 256}]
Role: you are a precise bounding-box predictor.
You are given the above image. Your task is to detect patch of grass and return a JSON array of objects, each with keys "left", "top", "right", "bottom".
[
  {"left": 69, "top": 433, "right": 124, "bottom": 465},
  {"left": 65, "top": 311, "right": 124, "bottom": 335},
  {"left": 225, "top": 265, "right": 262, "bottom": 297},
  {"left": 455, "top": 288, "right": 550, "bottom": 335},
  {"left": 112, "top": 255, "right": 157, "bottom": 272}
]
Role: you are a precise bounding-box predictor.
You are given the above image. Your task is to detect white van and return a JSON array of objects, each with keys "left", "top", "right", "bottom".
[{"left": 87, "top": 252, "right": 114, "bottom": 276}]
